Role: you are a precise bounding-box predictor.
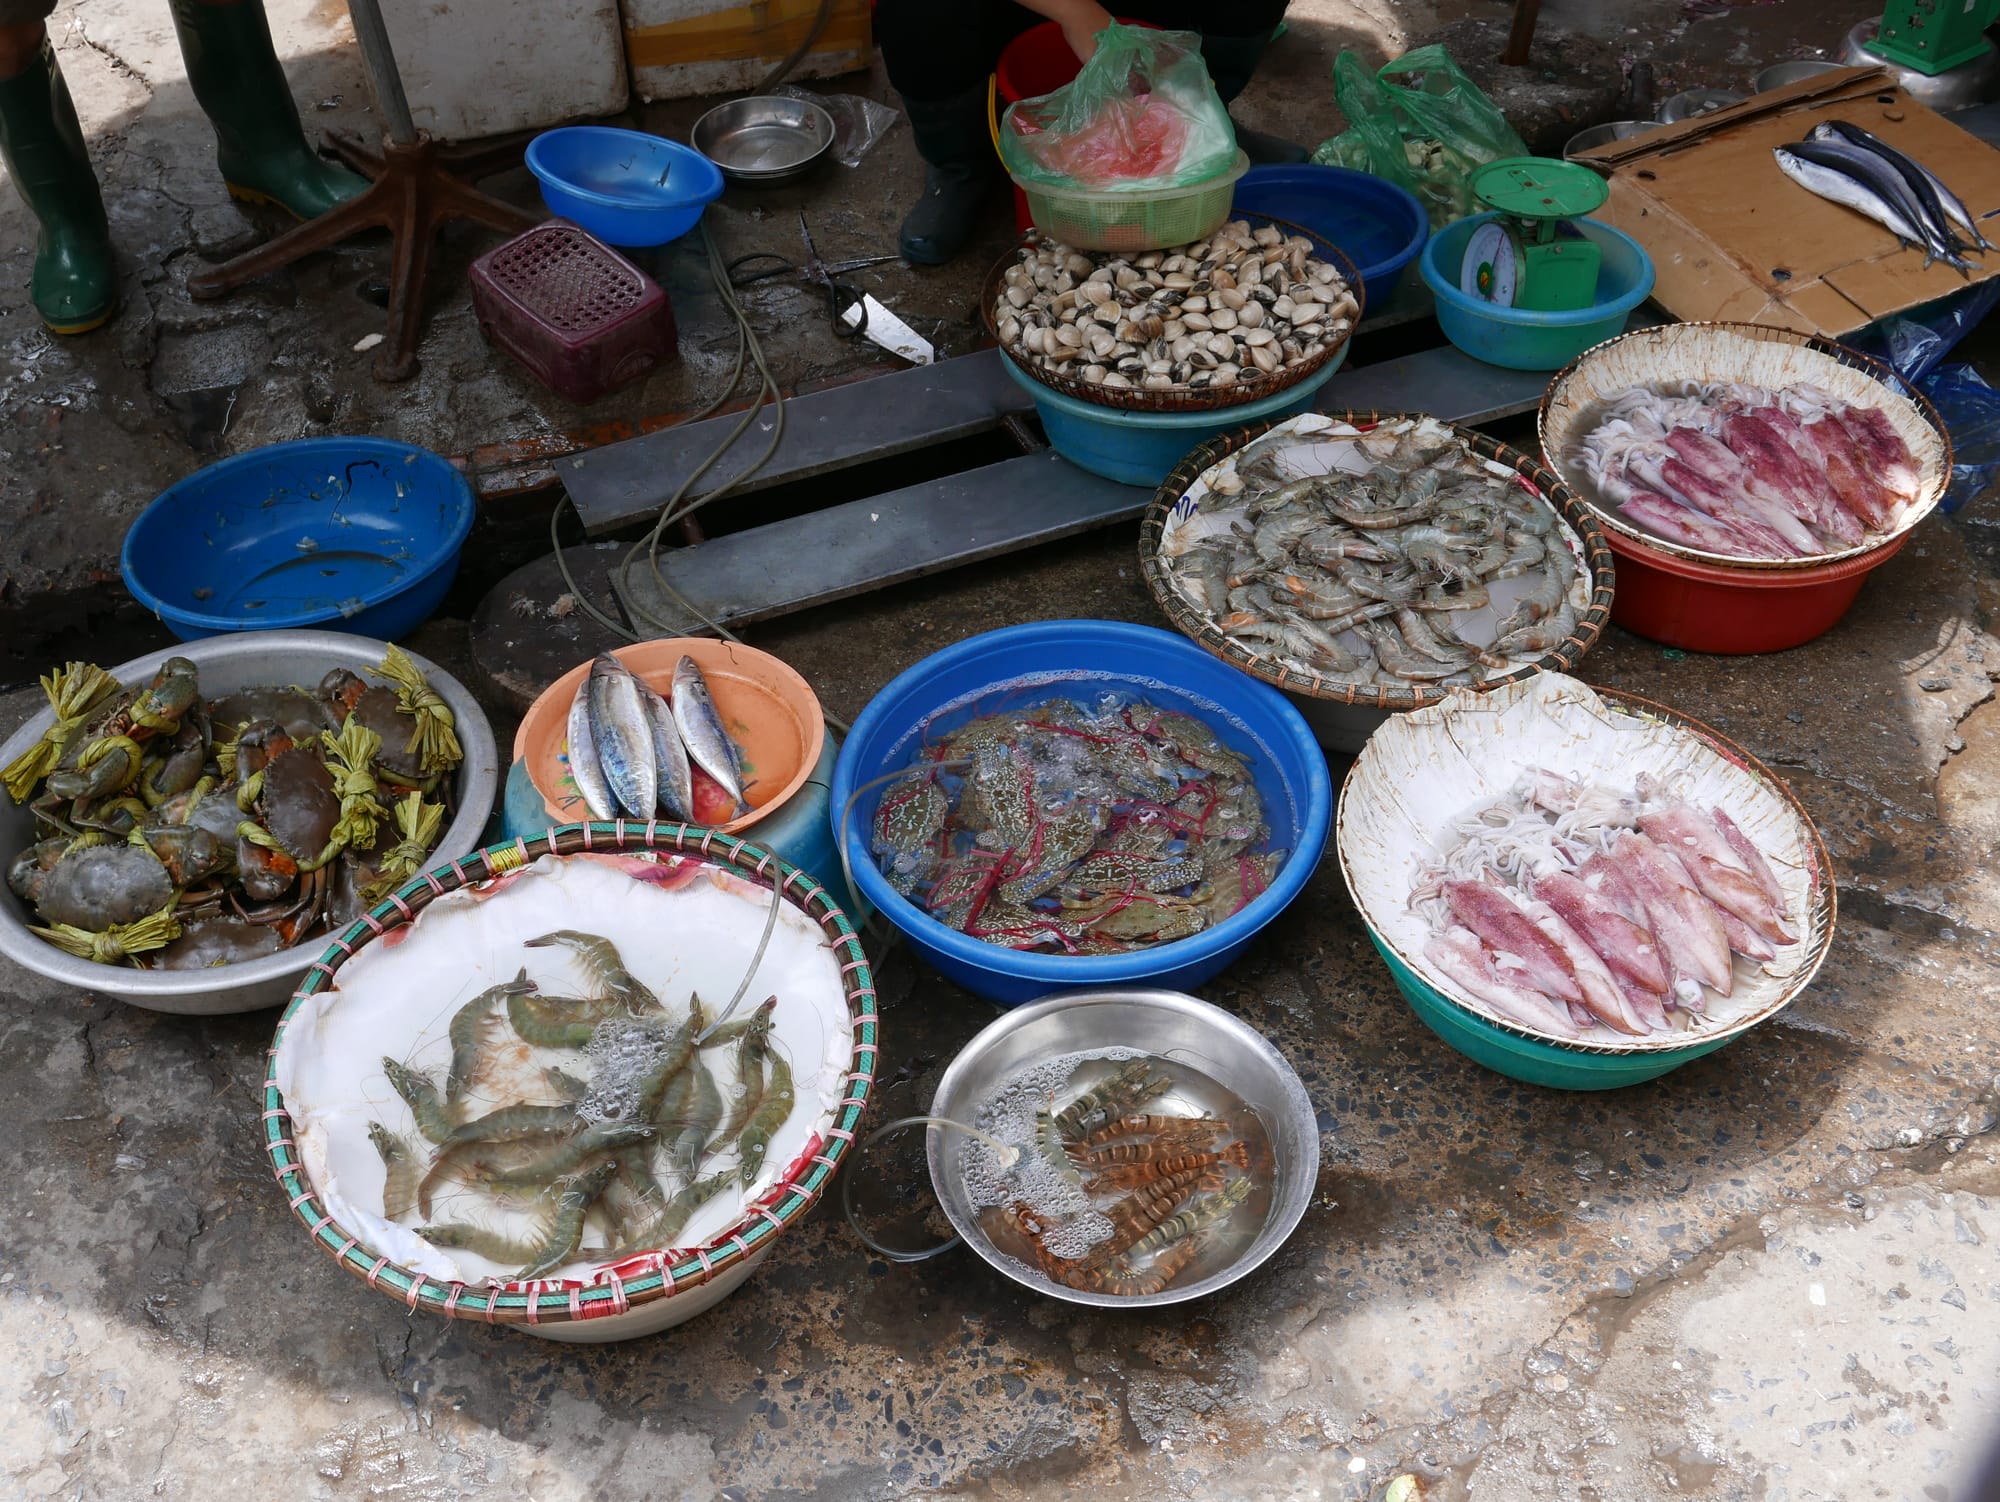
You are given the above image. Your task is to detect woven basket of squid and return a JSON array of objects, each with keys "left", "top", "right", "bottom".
[
  {"left": 1538, "top": 321, "right": 1952, "bottom": 573},
  {"left": 263, "top": 822, "right": 876, "bottom": 1337},
  {"left": 1138, "top": 411, "right": 1616, "bottom": 713},
  {"left": 1337, "top": 673, "right": 1837, "bottom": 1055}
]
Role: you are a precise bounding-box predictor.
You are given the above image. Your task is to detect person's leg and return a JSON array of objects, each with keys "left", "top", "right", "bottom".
[
  {"left": 167, "top": 0, "right": 365, "bottom": 221},
  {"left": 878, "top": 0, "right": 1031, "bottom": 265},
  {"left": 0, "top": 13, "right": 117, "bottom": 332},
  {"left": 1127, "top": 1, "right": 1307, "bottom": 165}
]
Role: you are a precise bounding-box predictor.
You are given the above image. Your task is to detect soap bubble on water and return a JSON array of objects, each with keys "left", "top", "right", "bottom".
[{"left": 575, "top": 1016, "right": 671, "bottom": 1125}]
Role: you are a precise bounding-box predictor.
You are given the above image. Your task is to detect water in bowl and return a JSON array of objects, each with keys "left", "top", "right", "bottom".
[
  {"left": 956, "top": 1045, "right": 1273, "bottom": 1297},
  {"left": 869, "top": 692, "right": 1283, "bottom": 955}
]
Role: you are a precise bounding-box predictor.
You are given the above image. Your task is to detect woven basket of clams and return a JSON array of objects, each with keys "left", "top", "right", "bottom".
[{"left": 982, "top": 214, "right": 1364, "bottom": 415}]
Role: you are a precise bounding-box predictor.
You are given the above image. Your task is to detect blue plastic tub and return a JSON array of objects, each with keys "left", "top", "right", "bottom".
[
  {"left": 830, "top": 620, "right": 1333, "bottom": 1006},
  {"left": 122, "top": 437, "right": 475, "bottom": 642},
  {"left": 1233, "top": 164, "right": 1428, "bottom": 309},
  {"left": 525, "top": 127, "right": 724, "bottom": 247},
  {"left": 1419, "top": 213, "right": 1655, "bottom": 372},
  {"left": 1003, "top": 351, "right": 1346, "bottom": 488}
]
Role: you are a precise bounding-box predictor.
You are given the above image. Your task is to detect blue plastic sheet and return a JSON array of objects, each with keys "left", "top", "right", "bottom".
[
  {"left": 1846, "top": 279, "right": 2000, "bottom": 385},
  {"left": 1920, "top": 363, "right": 2000, "bottom": 514}
]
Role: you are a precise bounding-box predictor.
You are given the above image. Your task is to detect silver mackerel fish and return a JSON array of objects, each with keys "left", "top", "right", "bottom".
[
  {"left": 671, "top": 655, "right": 745, "bottom": 807},
  {"left": 587, "top": 654, "right": 658, "bottom": 818}
]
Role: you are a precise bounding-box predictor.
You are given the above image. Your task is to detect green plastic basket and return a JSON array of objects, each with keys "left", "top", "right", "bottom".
[{"left": 1013, "top": 149, "right": 1249, "bottom": 253}]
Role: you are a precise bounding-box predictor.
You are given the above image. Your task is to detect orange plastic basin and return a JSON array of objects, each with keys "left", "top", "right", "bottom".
[{"left": 516, "top": 638, "right": 824, "bottom": 834}]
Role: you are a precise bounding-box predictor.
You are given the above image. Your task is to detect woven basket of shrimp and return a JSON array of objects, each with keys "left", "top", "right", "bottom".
[
  {"left": 981, "top": 213, "right": 1365, "bottom": 415},
  {"left": 263, "top": 821, "right": 876, "bottom": 1341},
  {"left": 1139, "top": 412, "right": 1617, "bottom": 752}
]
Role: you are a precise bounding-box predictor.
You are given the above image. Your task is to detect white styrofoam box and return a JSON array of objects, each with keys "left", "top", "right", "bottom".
[
  {"left": 621, "top": 0, "right": 872, "bottom": 103},
  {"left": 376, "top": 0, "right": 630, "bottom": 141}
]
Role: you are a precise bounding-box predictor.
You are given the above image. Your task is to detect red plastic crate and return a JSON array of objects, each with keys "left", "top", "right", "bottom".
[{"left": 469, "top": 220, "right": 678, "bottom": 404}]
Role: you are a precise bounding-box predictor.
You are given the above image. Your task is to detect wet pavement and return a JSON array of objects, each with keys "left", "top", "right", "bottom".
[{"left": 5, "top": 0, "right": 2000, "bottom": 1497}]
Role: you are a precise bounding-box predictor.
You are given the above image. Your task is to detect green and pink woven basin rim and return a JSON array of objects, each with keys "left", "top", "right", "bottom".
[{"left": 261, "top": 820, "right": 877, "bottom": 1329}]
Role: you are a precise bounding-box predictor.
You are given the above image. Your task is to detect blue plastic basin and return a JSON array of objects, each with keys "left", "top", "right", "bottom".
[
  {"left": 1419, "top": 213, "right": 1655, "bottom": 372},
  {"left": 830, "top": 620, "right": 1333, "bottom": 1006},
  {"left": 1004, "top": 351, "right": 1346, "bottom": 488},
  {"left": 1233, "top": 164, "right": 1428, "bottom": 309},
  {"left": 525, "top": 127, "right": 724, "bottom": 247},
  {"left": 122, "top": 437, "right": 475, "bottom": 642}
]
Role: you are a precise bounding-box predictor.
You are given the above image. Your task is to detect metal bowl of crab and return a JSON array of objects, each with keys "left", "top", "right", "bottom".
[
  {"left": 265, "top": 827, "right": 876, "bottom": 1340},
  {"left": 927, "top": 988, "right": 1318, "bottom": 1306},
  {"left": 1140, "top": 412, "right": 1615, "bottom": 755},
  {"left": 1336, "top": 673, "right": 1836, "bottom": 1090},
  {"left": 0, "top": 632, "right": 497, "bottom": 1015}
]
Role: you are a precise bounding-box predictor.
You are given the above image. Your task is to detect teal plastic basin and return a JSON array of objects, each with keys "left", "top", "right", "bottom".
[
  {"left": 1003, "top": 351, "right": 1346, "bottom": 488},
  {"left": 1420, "top": 214, "right": 1655, "bottom": 372},
  {"left": 1367, "top": 931, "right": 1734, "bottom": 1090},
  {"left": 499, "top": 734, "right": 842, "bottom": 895}
]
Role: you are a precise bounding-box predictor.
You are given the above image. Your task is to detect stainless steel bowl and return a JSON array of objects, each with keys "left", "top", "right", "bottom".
[
  {"left": 0, "top": 631, "right": 499, "bottom": 1014},
  {"left": 1753, "top": 60, "right": 1845, "bottom": 93},
  {"left": 1838, "top": 22, "right": 2000, "bottom": 112},
  {"left": 1562, "top": 120, "right": 1662, "bottom": 160},
  {"left": 692, "top": 95, "right": 836, "bottom": 184},
  {"left": 1658, "top": 88, "right": 1742, "bottom": 123},
  {"left": 926, "top": 988, "right": 1319, "bottom": 1307}
]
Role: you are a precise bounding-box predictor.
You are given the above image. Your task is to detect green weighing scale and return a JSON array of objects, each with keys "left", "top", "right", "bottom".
[
  {"left": 1870, "top": 0, "right": 2000, "bottom": 76},
  {"left": 1458, "top": 157, "right": 1610, "bottom": 314}
]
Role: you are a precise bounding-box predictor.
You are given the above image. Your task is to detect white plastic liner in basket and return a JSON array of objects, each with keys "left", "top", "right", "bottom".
[
  {"left": 272, "top": 852, "right": 851, "bottom": 1285},
  {"left": 1154, "top": 413, "right": 1593, "bottom": 685},
  {"left": 1539, "top": 323, "right": 1949, "bottom": 571},
  {"left": 1339, "top": 673, "right": 1833, "bottom": 1051}
]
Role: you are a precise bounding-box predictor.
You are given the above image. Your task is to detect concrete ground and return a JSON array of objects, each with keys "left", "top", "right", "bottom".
[{"left": 4, "top": 0, "right": 2000, "bottom": 1499}]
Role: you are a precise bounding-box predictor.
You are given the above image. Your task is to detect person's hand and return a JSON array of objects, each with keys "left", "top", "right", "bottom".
[{"left": 1058, "top": 0, "right": 1113, "bottom": 62}]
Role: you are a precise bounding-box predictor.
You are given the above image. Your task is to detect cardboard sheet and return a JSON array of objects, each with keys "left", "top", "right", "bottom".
[{"left": 1575, "top": 67, "right": 2000, "bottom": 335}]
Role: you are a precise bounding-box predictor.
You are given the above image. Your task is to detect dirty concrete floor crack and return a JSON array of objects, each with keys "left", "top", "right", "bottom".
[{"left": 69, "top": 18, "right": 151, "bottom": 88}]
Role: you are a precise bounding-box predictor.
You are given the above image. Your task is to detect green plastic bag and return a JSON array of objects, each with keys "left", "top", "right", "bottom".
[
  {"left": 1000, "top": 22, "right": 1238, "bottom": 193},
  {"left": 1312, "top": 46, "right": 1529, "bottom": 229}
]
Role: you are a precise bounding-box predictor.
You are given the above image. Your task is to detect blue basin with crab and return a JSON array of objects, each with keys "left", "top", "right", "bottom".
[{"left": 830, "top": 620, "right": 1333, "bottom": 1006}]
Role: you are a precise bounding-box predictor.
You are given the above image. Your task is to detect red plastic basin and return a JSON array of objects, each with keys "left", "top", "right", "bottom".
[{"left": 1605, "top": 526, "right": 1910, "bottom": 655}]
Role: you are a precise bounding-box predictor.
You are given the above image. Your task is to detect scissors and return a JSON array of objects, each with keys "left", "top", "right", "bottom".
[{"left": 728, "top": 211, "right": 900, "bottom": 339}]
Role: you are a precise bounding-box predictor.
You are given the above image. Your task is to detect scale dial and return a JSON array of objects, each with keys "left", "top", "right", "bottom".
[{"left": 1460, "top": 220, "right": 1522, "bottom": 306}]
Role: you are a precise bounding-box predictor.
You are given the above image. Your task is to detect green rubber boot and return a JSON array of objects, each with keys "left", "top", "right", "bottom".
[
  {"left": 0, "top": 39, "right": 116, "bottom": 334},
  {"left": 168, "top": 0, "right": 366, "bottom": 220}
]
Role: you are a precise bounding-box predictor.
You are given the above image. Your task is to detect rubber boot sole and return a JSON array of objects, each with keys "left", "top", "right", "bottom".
[
  {"left": 225, "top": 179, "right": 308, "bottom": 222},
  {"left": 42, "top": 299, "right": 116, "bottom": 336}
]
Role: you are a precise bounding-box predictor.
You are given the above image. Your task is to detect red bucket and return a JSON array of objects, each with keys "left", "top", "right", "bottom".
[
  {"left": 1605, "top": 527, "right": 1910, "bottom": 655},
  {"left": 990, "top": 18, "right": 1158, "bottom": 234}
]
